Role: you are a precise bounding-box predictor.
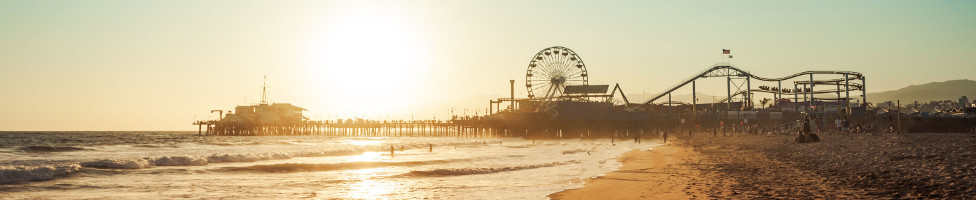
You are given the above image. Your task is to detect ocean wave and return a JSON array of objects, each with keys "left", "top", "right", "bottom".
[
  {"left": 150, "top": 156, "right": 208, "bottom": 166},
  {"left": 131, "top": 144, "right": 177, "bottom": 148},
  {"left": 53, "top": 149, "right": 376, "bottom": 171},
  {"left": 216, "top": 159, "right": 472, "bottom": 173},
  {"left": 0, "top": 164, "right": 81, "bottom": 184},
  {"left": 207, "top": 152, "right": 292, "bottom": 163},
  {"left": 1, "top": 144, "right": 477, "bottom": 182},
  {"left": 18, "top": 145, "right": 87, "bottom": 153},
  {"left": 402, "top": 160, "right": 580, "bottom": 177},
  {"left": 562, "top": 149, "right": 587, "bottom": 155},
  {"left": 506, "top": 144, "right": 534, "bottom": 148},
  {"left": 81, "top": 159, "right": 152, "bottom": 169},
  {"left": 290, "top": 150, "right": 363, "bottom": 158}
]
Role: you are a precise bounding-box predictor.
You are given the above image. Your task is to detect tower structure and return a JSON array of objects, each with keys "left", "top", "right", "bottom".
[{"left": 261, "top": 75, "right": 269, "bottom": 105}]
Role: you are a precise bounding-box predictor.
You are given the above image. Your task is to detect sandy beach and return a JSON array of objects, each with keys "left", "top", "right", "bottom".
[
  {"left": 552, "top": 133, "right": 976, "bottom": 199},
  {"left": 550, "top": 142, "right": 722, "bottom": 200}
]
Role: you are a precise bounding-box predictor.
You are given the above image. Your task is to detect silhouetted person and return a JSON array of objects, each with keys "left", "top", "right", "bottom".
[
  {"left": 842, "top": 116, "right": 850, "bottom": 133},
  {"left": 796, "top": 116, "right": 820, "bottom": 143},
  {"left": 803, "top": 117, "right": 812, "bottom": 135},
  {"left": 663, "top": 132, "right": 668, "bottom": 143}
]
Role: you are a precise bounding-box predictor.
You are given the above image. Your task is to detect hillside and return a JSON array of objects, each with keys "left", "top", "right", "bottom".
[{"left": 868, "top": 79, "right": 976, "bottom": 103}]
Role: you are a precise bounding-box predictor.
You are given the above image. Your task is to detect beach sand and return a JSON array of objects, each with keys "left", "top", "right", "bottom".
[
  {"left": 549, "top": 143, "right": 721, "bottom": 199},
  {"left": 552, "top": 133, "right": 976, "bottom": 199}
]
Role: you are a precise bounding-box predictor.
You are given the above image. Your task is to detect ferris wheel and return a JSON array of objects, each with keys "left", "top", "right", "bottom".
[{"left": 525, "top": 46, "right": 588, "bottom": 99}]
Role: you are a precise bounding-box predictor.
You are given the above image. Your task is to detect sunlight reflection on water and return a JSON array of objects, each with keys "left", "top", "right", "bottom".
[
  {"left": 346, "top": 151, "right": 384, "bottom": 162},
  {"left": 345, "top": 168, "right": 399, "bottom": 199}
]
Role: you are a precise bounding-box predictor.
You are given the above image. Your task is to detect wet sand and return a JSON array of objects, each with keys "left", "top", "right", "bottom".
[
  {"left": 549, "top": 142, "right": 721, "bottom": 199},
  {"left": 552, "top": 133, "right": 976, "bottom": 199}
]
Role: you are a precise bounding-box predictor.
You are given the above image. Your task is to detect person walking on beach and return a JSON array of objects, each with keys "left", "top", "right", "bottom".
[
  {"left": 835, "top": 117, "right": 843, "bottom": 133},
  {"left": 803, "top": 117, "right": 812, "bottom": 135},
  {"left": 662, "top": 131, "right": 668, "bottom": 143},
  {"left": 842, "top": 116, "right": 850, "bottom": 133}
]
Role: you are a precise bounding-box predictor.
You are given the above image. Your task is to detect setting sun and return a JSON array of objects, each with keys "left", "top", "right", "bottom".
[{"left": 306, "top": 1, "right": 430, "bottom": 117}]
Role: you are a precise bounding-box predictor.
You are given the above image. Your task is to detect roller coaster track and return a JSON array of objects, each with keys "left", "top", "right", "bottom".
[
  {"left": 640, "top": 64, "right": 864, "bottom": 105},
  {"left": 713, "top": 88, "right": 859, "bottom": 104}
]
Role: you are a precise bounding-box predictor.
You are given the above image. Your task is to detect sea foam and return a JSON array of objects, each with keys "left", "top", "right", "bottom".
[
  {"left": 0, "top": 164, "right": 81, "bottom": 184},
  {"left": 81, "top": 159, "right": 152, "bottom": 169},
  {"left": 18, "top": 145, "right": 87, "bottom": 153},
  {"left": 403, "top": 160, "right": 580, "bottom": 177},
  {"left": 150, "top": 156, "right": 208, "bottom": 166}
]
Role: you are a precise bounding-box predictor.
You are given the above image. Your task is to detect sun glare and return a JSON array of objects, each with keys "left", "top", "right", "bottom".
[{"left": 306, "top": 2, "right": 429, "bottom": 118}]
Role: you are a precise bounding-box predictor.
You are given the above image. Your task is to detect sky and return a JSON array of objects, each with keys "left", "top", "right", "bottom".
[{"left": 1, "top": 0, "right": 974, "bottom": 131}]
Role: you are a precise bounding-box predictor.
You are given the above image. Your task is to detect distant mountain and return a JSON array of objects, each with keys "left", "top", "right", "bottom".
[{"left": 868, "top": 79, "right": 976, "bottom": 104}]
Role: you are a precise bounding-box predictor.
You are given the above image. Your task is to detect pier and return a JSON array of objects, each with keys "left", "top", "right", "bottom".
[{"left": 193, "top": 119, "right": 500, "bottom": 138}]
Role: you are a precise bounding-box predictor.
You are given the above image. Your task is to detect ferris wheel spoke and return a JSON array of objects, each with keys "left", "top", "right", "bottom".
[
  {"left": 532, "top": 84, "right": 550, "bottom": 91},
  {"left": 541, "top": 59, "right": 560, "bottom": 75},
  {"left": 539, "top": 85, "right": 554, "bottom": 97},
  {"left": 538, "top": 66, "right": 558, "bottom": 77},
  {"left": 552, "top": 68, "right": 571, "bottom": 78},
  {"left": 535, "top": 60, "right": 553, "bottom": 75},
  {"left": 566, "top": 72, "right": 583, "bottom": 79}
]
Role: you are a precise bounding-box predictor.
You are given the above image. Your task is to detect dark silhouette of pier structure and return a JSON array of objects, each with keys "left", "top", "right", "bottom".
[
  {"left": 193, "top": 117, "right": 496, "bottom": 137},
  {"left": 195, "top": 47, "right": 887, "bottom": 138}
]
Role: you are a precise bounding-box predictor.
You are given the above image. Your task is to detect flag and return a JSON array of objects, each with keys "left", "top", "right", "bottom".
[{"left": 722, "top": 49, "right": 730, "bottom": 54}]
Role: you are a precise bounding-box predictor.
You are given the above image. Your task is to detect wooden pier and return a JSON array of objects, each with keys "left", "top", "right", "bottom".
[{"left": 192, "top": 119, "right": 499, "bottom": 138}]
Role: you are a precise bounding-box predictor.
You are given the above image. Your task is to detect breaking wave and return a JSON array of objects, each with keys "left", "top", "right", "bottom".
[
  {"left": 561, "top": 149, "right": 587, "bottom": 155},
  {"left": 81, "top": 159, "right": 152, "bottom": 169},
  {"left": 150, "top": 156, "right": 209, "bottom": 166},
  {"left": 402, "top": 160, "right": 580, "bottom": 177},
  {"left": 0, "top": 164, "right": 81, "bottom": 184},
  {"left": 18, "top": 146, "right": 87, "bottom": 153},
  {"left": 78, "top": 150, "right": 368, "bottom": 170},
  {"left": 1, "top": 140, "right": 494, "bottom": 183},
  {"left": 216, "top": 159, "right": 473, "bottom": 173}
]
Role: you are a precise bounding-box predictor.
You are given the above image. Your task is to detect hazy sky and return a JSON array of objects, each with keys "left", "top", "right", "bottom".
[{"left": 1, "top": 0, "right": 974, "bottom": 131}]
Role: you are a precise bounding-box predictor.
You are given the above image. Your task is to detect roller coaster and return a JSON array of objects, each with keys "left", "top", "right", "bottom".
[
  {"left": 477, "top": 46, "right": 873, "bottom": 138},
  {"left": 638, "top": 63, "right": 866, "bottom": 112}
]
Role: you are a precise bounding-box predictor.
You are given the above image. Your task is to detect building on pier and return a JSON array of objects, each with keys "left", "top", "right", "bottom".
[{"left": 194, "top": 77, "right": 318, "bottom": 135}]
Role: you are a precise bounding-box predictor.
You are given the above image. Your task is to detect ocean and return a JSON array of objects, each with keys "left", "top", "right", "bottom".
[{"left": 0, "top": 132, "right": 658, "bottom": 199}]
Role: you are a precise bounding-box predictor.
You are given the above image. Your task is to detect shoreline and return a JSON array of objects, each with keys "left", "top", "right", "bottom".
[
  {"left": 551, "top": 133, "right": 976, "bottom": 199},
  {"left": 549, "top": 142, "right": 717, "bottom": 199}
]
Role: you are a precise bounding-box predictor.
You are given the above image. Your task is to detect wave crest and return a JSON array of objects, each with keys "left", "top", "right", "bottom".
[
  {"left": 150, "top": 156, "right": 208, "bottom": 166},
  {"left": 217, "top": 159, "right": 472, "bottom": 173},
  {"left": 81, "top": 159, "right": 152, "bottom": 169},
  {"left": 403, "top": 161, "right": 579, "bottom": 177},
  {"left": 0, "top": 164, "right": 81, "bottom": 184},
  {"left": 18, "top": 146, "right": 86, "bottom": 152}
]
